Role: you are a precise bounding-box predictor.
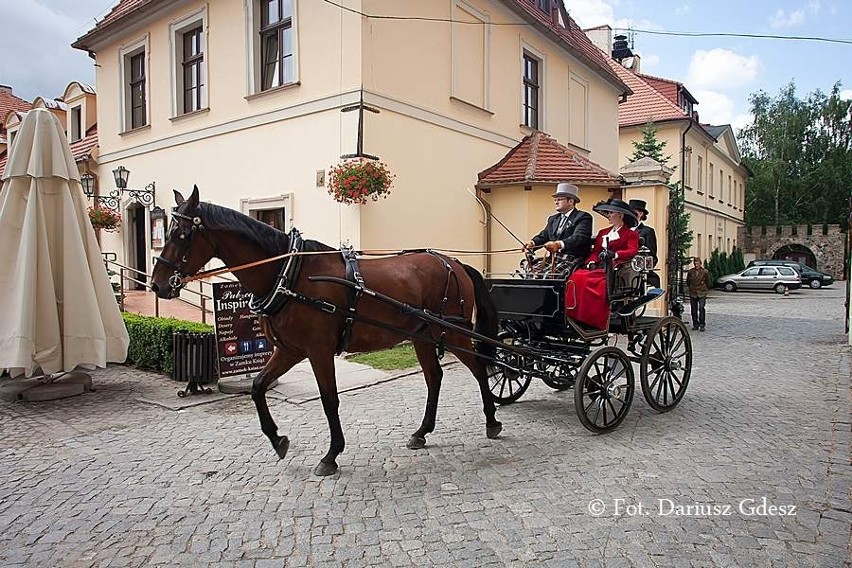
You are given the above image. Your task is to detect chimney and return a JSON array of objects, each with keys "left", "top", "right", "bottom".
[
  {"left": 0, "top": 85, "right": 13, "bottom": 96},
  {"left": 612, "top": 34, "right": 634, "bottom": 63},
  {"left": 629, "top": 54, "right": 642, "bottom": 73},
  {"left": 584, "top": 25, "right": 612, "bottom": 54}
]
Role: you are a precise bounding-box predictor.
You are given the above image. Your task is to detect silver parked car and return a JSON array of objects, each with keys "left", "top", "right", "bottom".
[{"left": 716, "top": 266, "right": 802, "bottom": 293}]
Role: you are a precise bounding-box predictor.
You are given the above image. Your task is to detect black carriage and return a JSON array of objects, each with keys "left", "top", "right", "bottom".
[{"left": 484, "top": 253, "right": 693, "bottom": 433}]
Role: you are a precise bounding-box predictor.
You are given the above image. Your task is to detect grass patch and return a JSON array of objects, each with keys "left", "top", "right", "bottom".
[{"left": 346, "top": 343, "right": 419, "bottom": 371}]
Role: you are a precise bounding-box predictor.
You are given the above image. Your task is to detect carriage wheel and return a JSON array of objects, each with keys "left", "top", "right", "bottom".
[
  {"left": 540, "top": 362, "right": 577, "bottom": 391},
  {"left": 640, "top": 316, "right": 692, "bottom": 412},
  {"left": 486, "top": 332, "right": 532, "bottom": 404},
  {"left": 573, "top": 346, "right": 634, "bottom": 433}
]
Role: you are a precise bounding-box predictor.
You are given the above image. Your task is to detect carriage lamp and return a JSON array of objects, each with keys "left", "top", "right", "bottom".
[{"left": 80, "top": 172, "right": 119, "bottom": 212}]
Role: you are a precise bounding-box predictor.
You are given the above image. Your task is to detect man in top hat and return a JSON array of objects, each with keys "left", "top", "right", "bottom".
[
  {"left": 525, "top": 183, "right": 592, "bottom": 261},
  {"left": 628, "top": 199, "right": 658, "bottom": 267}
]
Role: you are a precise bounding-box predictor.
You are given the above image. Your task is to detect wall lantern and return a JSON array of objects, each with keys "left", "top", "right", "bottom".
[{"left": 79, "top": 166, "right": 156, "bottom": 211}]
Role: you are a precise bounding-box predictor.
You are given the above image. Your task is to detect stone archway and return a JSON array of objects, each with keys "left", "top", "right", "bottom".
[{"left": 769, "top": 243, "right": 817, "bottom": 268}]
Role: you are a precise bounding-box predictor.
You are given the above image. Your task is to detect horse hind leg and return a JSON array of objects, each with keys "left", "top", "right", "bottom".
[
  {"left": 452, "top": 337, "right": 503, "bottom": 440},
  {"left": 251, "top": 347, "right": 304, "bottom": 459},
  {"left": 407, "top": 340, "right": 444, "bottom": 450},
  {"left": 308, "top": 354, "right": 345, "bottom": 476}
]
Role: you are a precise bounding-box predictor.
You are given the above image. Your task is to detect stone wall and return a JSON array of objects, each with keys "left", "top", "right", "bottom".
[{"left": 737, "top": 224, "right": 847, "bottom": 279}]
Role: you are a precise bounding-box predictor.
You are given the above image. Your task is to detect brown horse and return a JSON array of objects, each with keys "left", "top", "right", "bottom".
[{"left": 150, "top": 187, "right": 503, "bottom": 476}]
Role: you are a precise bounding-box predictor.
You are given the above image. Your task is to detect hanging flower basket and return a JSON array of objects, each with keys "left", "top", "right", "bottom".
[
  {"left": 88, "top": 205, "right": 122, "bottom": 232},
  {"left": 327, "top": 158, "right": 395, "bottom": 205}
]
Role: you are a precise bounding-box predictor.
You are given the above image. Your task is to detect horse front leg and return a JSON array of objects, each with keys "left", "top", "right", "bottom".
[
  {"left": 407, "top": 340, "right": 444, "bottom": 450},
  {"left": 308, "top": 354, "right": 344, "bottom": 476},
  {"left": 251, "top": 347, "right": 304, "bottom": 459}
]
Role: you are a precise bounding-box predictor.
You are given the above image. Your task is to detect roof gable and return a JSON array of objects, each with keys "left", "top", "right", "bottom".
[{"left": 476, "top": 131, "right": 621, "bottom": 189}]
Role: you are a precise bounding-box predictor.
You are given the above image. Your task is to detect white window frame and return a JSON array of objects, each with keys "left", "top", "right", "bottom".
[
  {"left": 450, "top": 0, "right": 491, "bottom": 112},
  {"left": 119, "top": 36, "right": 150, "bottom": 132},
  {"left": 696, "top": 155, "right": 703, "bottom": 193},
  {"left": 240, "top": 194, "right": 294, "bottom": 232},
  {"left": 568, "top": 72, "right": 589, "bottom": 149},
  {"left": 520, "top": 41, "right": 546, "bottom": 131},
  {"left": 170, "top": 8, "right": 208, "bottom": 118},
  {"left": 244, "top": 0, "right": 300, "bottom": 96}
]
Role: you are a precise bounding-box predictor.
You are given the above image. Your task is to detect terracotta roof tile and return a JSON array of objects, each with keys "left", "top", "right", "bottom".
[
  {"left": 604, "top": 58, "right": 688, "bottom": 127},
  {"left": 504, "top": 1, "right": 628, "bottom": 93},
  {"left": 93, "top": 0, "right": 149, "bottom": 33},
  {"left": 476, "top": 131, "right": 621, "bottom": 189},
  {"left": 0, "top": 87, "right": 32, "bottom": 130}
]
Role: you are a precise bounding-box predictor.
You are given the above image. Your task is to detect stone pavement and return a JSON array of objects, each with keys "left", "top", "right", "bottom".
[{"left": 0, "top": 286, "right": 849, "bottom": 566}]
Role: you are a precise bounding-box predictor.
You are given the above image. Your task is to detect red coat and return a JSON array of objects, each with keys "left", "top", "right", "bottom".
[{"left": 585, "top": 225, "right": 640, "bottom": 266}]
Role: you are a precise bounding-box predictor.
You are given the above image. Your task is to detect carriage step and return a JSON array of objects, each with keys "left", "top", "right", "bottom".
[{"left": 616, "top": 288, "right": 664, "bottom": 316}]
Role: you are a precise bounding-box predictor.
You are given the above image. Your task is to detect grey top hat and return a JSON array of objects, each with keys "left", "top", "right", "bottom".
[
  {"left": 593, "top": 198, "right": 638, "bottom": 228},
  {"left": 628, "top": 199, "right": 649, "bottom": 218},
  {"left": 552, "top": 183, "right": 580, "bottom": 202}
]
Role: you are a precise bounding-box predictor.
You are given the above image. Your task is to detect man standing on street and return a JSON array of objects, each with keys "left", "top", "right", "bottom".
[{"left": 686, "top": 257, "right": 712, "bottom": 331}]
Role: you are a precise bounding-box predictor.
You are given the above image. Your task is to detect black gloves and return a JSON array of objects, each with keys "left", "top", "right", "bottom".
[{"left": 598, "top": 249, "right": 615, "bottom": 262}]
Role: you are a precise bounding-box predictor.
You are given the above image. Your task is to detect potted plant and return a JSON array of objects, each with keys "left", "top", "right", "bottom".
[
  {"left": 326, "top": 158, "right": 395, "bottom": 205},
  {"left": 88, "top": 205, "right": 122, "bottom": 232}
]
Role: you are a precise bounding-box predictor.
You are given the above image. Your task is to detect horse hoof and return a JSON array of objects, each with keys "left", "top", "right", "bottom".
[
  {"left": 486, "top": 422, "right": 503, "bottom": 439},
  {"left": 274, "top": 436, "right": 290, "bottom": 459},
  {"left": 406, "top": 435, "right": 427, "bottom": 450},
  {"left": 314, "top": 461, "right": 338, "bottom": 476}
]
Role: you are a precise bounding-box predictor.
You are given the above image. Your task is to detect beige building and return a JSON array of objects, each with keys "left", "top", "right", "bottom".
[
  {"left": 587, "top": 27, "right": 749, "bottom": 263},
  {"left": 69, "top": 0, "right": 630, "bottom": 282}
]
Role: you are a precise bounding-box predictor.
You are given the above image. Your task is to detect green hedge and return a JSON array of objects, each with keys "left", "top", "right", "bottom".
[{"left": 122, "top": 313, "right": 213, "bottom": 375}]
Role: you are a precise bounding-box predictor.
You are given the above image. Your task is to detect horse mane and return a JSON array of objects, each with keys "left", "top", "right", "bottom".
[{"left": 197, "top": 202, "right": 335, "bottom": 254}]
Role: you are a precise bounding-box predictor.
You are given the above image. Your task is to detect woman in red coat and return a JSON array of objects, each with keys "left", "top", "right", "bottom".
[{"left": 566, "top": 199, "right": 639, "bottom": 329}]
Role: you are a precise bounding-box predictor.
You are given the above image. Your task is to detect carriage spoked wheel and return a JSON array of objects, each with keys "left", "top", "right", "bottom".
[
  {"left": 539, "top": 361, "right": 577, "bottom": 391},
  {"left": 640, "top": 316, "right": 692, "bottom": 412},
  {"left": 486, "top": 332, "right": 532, "bottom": 404},
  {"left": 573, "top": 346, "right": 634, "bottom": 433}
]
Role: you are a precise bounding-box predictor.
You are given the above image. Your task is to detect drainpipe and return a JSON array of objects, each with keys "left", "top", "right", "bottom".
[{"left": 669, "top": 118, "right": 693, "bottom": 316}]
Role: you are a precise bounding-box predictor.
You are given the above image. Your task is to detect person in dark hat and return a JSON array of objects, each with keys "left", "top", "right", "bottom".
[
  {"left": 584, "top": 198, "right": 640, "bottom": 268},
  {"left": 629, "top": 198, "right": 660, "bottom": 287},
  {"left": 564, "top": 198, "right": 639, "bottom": 329},
  {"left": 525, "top": 183, "right": 592, "bottom": 261},
  {"left": 629, "top": 199, "right": 658, "bottom": 267}
]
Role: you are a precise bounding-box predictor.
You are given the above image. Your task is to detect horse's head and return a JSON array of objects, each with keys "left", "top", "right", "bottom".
[{"left": 150, "top": 185, "right": 216, "bottom": 299}]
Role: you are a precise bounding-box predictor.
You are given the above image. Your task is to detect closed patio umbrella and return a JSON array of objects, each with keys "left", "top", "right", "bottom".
[{"left": 0, "top": 109, "right": 129, "bottom": 378}]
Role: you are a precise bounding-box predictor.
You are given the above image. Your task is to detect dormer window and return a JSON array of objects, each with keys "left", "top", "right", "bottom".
[
  {"left": 70, "top": 106, "right": 82, "bottom": 142},
  {"left": 678, "top": 90, "right": 693, "bottom": 116},
  {"left": 536, "top": 0, "right": 550, "bottom": 12}
]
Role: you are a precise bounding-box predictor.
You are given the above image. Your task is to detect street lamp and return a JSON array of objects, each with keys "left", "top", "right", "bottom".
[{"left": 79, "top": 167, "right": 156, "bottom": 211}]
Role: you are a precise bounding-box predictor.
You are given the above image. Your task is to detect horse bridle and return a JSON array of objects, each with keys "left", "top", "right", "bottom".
[{"left": 153, "top": 209, "right": 211, "bottom": 292}]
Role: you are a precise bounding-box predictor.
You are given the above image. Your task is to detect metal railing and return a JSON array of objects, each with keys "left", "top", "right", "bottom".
[{"left": 102, "top": 254, "right": 231, "bottom": 324}]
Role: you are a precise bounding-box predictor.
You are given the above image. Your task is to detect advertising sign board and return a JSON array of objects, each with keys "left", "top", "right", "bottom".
[{"left": 212, "top": 282, "right": 273, "bottom": 377}]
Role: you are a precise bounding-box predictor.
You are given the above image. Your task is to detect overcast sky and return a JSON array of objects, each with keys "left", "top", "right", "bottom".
[{"left": 1, "top": 0, "right": 850, "bottom": 130}]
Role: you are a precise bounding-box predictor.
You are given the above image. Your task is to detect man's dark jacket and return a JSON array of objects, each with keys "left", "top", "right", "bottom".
[
  {"left": 636, "top": 223, "right": 658, "bottom": 266},
  {"left": 530, "top": 208, "right": 593, "bottom": 258}
]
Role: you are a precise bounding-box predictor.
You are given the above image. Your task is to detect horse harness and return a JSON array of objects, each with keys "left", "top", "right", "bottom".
[
  {"left": 154, "top": 208, "right": 214, "bottom": 293},
  {"left": 248, "top": 232, "right": 468, "bottom": 357}
]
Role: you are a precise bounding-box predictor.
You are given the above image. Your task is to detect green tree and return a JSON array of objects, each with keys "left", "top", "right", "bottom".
[
  {"left": 630, "top": 122, "right": 673, "bottom": 165},
  {"left": 739, "top": 82, "right": 851, "bottom": 228},
  {"left": 668, "top": 182, "right": 693, "bottom": 265}
]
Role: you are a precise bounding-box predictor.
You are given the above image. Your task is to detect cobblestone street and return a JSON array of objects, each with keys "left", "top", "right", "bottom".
[{"left": 0, "top": 287, "right": 849, "bottom": 567}]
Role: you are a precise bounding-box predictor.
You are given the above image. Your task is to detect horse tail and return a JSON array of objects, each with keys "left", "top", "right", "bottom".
[{"left": 460, "top": 262, "right": 499, "bottom": 362}]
